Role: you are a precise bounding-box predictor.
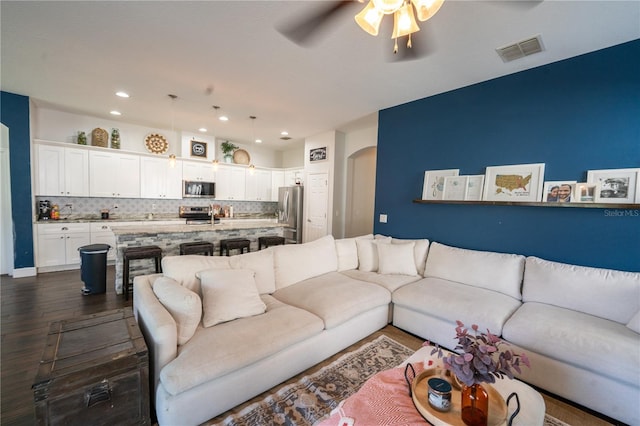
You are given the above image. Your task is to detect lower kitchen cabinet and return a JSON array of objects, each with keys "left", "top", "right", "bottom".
[{"left": 36, "top": 223, "right": 90, "bottom": 268}]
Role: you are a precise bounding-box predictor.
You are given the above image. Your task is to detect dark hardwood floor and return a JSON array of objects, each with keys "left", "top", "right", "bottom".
[
  {"left": 1, "top": 266, "right": 129, "bottom": 425},
  {"left": 1, "top": 266, "right": 618, "bottom": 426}
]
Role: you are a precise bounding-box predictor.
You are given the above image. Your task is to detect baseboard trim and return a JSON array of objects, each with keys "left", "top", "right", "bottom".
[{"left": 11, "top": 267, "right": 37, "bottom": 278}]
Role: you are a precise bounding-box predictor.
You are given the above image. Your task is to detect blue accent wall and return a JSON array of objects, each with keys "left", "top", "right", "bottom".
[
  {"left": 374, "top": 40, "right": 640, "bottom": 272},
  {"left": 1, "top": 91, "right": 34, "bottom": 269}
]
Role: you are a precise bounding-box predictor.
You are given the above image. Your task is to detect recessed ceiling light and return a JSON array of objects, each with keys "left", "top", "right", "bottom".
[
  {"left": 255, "top": 139, "right": 262, "bottom": 144},
  {"left": 280, "top": 131, "right": 288, "bottom": 136},
  {"left": 219, "top": 115, "right": 229, "bottom": 122},
  {"left": 110, "top": 110, "right": 122, "bottom": 116},
  {"left": 199, "top": 128, "right": 207, "bottom": 132},
  {"left": 115, "top": 91, "right": 129, "bottom": 98}
]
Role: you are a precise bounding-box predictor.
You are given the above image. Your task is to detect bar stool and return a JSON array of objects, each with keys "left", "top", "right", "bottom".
[
  {"left": 179, "top": 241, "right": 214, "bottom": 256},
  {"left": 122, "top": 245, "right": 162, "bottom": 301},
  {"left": 258, "top": 236, "right": 285, "bottom": 250},
  {"left": 219, "top": 238, "right": 251, "bottom": 256}
]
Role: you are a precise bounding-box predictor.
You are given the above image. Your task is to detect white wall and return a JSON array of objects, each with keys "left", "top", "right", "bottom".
[
  {"left": 281, "top": 145, "right": 304, "bottom": 168},
  {"left": 1, "top": 124, "right": 14, "bottom": 275}
]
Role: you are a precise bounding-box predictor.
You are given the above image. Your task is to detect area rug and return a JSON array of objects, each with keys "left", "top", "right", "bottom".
[{"left": 212, "top": 335, "right": 572, "bottom": 426}]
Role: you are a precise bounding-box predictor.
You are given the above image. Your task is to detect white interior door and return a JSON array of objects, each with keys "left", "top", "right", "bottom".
[
  {"left": 0, "top": 124, "right": 14, "bottom": 275},
  {"left": 304, "top": 172, "right": 328, "bottom": 242}
]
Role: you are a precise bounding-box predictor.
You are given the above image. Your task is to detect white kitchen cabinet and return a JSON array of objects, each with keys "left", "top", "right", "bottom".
[
  {"left": 35, "top": 144, "right": 89, "bottom": 196},
  {"left": 285, "top": 168, "right": 304, "bottom": 186},
  {"left": 89, "top": 222, "right": 117, "bottom": 261},
  {"left": 89, "top": 151, "right": 140, "bottom": 198},
  {"left": 215, "top": 165, "right": 246, "bottom": 200},
  {"left": 271, "top": 170, "right": 285, "bottom": 201},
  {"left": 182, "top": 160, "right": 215, "bottom": 181},
  {"left": 245, "top": 169, "right": 272, "bottom": 201},
  {"left": 36, "top": 223, "right": 90, "bottom": 267},
  {"left": 140, "top": 156, "right": 183, "bottom": 199}
]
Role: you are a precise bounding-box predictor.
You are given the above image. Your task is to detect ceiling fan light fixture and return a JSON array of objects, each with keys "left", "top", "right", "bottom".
[
  {"left": 355, "top": 1, "right": 384, "bottom": 36},
  {"left": 373, "top": 0, "right": 404, "bottom": 15},
  {"left": 392, "top": 3, "right": 420, "bottom": 39},
  {"left": 411, "top": 0, "right": 444, "bottom": 22}
]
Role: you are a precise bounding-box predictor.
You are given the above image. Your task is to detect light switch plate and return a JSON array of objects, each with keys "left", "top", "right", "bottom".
[{"left": 379, "top": 214, "right": 388, "bottom": 223}]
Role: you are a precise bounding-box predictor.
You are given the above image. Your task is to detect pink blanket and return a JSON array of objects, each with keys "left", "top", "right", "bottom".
[{"left": 317, "top": 361, "right": 429, "bottom": 426}]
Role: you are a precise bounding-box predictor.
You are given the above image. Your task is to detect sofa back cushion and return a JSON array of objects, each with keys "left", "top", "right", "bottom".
[
  {"left": 152, "top": 276, "right": 202, "bottom": 345},
  {"left": 335, "top": 234, "right": 373, "bottom": 271},
  {"left": 162, "top": 255, "right": 231, "bottom": 294},
  {"left": 229, "top": 248, "right": 276, "bottom": 294},
  {"left": 273, "top": 235, "right": 339, "bottom": 290},
  {"left": 523, "top": 256, "right": 640, "bottom": 323},
  {"left": 424, "top": 242, "right": 524, "bottom": 300}
]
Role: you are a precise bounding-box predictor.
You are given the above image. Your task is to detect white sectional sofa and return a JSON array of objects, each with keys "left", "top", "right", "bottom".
[{"left": 133, "top": 234, "right": 640, "bottom": 426}]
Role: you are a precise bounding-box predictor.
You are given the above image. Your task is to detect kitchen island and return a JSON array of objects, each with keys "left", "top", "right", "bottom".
[{"left": 112, "top": 220, "right": 285, "bottom": 294}]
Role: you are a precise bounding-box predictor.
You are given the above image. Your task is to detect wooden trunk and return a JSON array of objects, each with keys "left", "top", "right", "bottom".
[{"left": 33, "top": 308, "right": 150, "bottom": 425}]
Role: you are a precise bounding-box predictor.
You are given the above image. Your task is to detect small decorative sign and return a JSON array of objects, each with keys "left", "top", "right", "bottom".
[
  {"left": 309, "top": 146, "right": 327, "bottom": 162},
  {"left": 190, "top": 140, "right": 208, "bottom": 158}
]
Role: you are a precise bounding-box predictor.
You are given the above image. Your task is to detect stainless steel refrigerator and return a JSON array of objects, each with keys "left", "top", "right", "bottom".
[{"left": 278, "top": 186, "right": 303, "bottom": 244}]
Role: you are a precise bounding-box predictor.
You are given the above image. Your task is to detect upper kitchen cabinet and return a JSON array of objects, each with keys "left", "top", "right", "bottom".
[
  {"left": 271, "top": 170, "right": 285, "bottom": 202},
  {"left": 183, "top": 160, "right": 215, "bottom": 181},
  {"left": 89, "top": 151, "right": 140, "bottom": 198},
  {"left": 245, "top": 169, "right": 272, "bottom": 201},
  {"left": 215, "top": 164, "right": 246, "bottom": 200},
  {"left": 140, "top": 156, "right": 183, "bottom": 199},
  {"left": 35, "top": 143, "right": 89, "bottom": 196}
]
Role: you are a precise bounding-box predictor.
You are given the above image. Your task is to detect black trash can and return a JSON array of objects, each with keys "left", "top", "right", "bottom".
[{"left": 78, "top": 244, "right": 110, "bottom": 295}]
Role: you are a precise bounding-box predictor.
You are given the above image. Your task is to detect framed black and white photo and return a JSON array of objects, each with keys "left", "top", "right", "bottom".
[
  {"left": 542, "top": 180, "right": 577, "bottom": 203},
  {"left": 422, "top": 169, "right": 460, "bottom": 200},
  {"left": 587, "top": 168, "right": 639, "bottom": 204},
  {"left": 482, "top": 163, "right": 545, "bottom": 202},
  {"left": 190, "top": 140, "right": 208, "bottom": 158},
  {"left": 309, "top": 147, "right": 327, "bottom": 162}
]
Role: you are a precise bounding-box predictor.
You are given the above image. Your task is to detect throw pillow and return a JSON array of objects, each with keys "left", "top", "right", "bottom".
[
  {"left": 377, "top": 242, "right": 418, "bottom": 276},
  {"left": 356, "top": 238, "right": 391, "bottom": 272},
  {"left": 152, "top": 276, "right": 202, "bottom": 345},
  {"left": 626, "top": 311, "right": 640, "bottom": 334},
  {"left": 199, "top": 269, "right": 267, "bottom": 328}
]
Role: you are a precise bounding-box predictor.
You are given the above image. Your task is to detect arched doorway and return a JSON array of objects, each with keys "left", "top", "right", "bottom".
[{"left": 345, "top": 146, "right": 376, "bottom": 238}]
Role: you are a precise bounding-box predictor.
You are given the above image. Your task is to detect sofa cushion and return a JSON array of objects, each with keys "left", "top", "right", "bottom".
[
  {"left": 152, "top": 276, "right": 202, "bottom": 346},
  {"left": 424, "top": 242, "right": 524, "bottom": 300},
  {"left": 198, "top": 269, "right": 267, "bottom": 327},
  {"left": 392, "top": 277, "right": 522, "bottom": 337},
  {"left": 523, "top": 257, "right": 640, "bottom": 324},
  {"left": 272, "top": 271, "right": 391, "bottom": 329},
  {"left": 391, "top": 238, "right": 430, "bottom": 276},
  {"left": 628, "top": 311, "right": 640, "bottom": 334},
  {"left": 502, "top": 302, "right": 640, "bottom": 385},
  {"left": 356, "top": 238, "right": 391, "bottom": 272},
  {"left": 377, "top": 242, "right": 418, "bottom": 276},
  {"left": 273, "top": 235, "right": 338, "bottom": 290},
  {"left": 335, "top": 234, "right": 373, "bottom": 271},
  {"left": 162, "top": 255, "right": 231, "bottom": 294},
  {"left": 341, "top": 269, "right": 422, "bottom": 292},
  {"left": 160, "top": 295, "right": 324, "bottom": 396},
  {"left": 229, "top": 248, "right": 276, "bottom": 294}
]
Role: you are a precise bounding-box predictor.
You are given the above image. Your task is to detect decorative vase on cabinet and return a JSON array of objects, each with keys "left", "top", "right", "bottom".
[
  {"left": 111, "top": 128, "right": 121, "bottom": 149},
  {"left": 77, "top": 131, "right": 87, "bottom": 145}
]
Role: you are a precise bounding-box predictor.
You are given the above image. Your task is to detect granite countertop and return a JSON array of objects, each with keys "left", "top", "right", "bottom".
[
  {"left": 35, "top": 213, "right": 277, "bottom": 224},
  {"left": 111, "top": 220, "right": 285, "bottom": 235}
]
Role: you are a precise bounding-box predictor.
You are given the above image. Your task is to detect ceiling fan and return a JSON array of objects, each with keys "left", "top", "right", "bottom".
[{"left": 277, "top": 0, "right": 445, "bottom": 61}]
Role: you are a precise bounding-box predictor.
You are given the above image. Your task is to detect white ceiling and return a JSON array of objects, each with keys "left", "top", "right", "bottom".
[{"left": 2, "top": 1, "right": 639, "bottom": 149}]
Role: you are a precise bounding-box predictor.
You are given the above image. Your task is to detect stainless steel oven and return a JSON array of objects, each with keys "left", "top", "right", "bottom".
[{"left": 179, "top": 206, "right": 213, "bottom": 224}]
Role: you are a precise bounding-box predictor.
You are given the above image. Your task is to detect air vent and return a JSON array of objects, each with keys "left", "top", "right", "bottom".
[
  {"left": 280, "top": 136, "right": 292, "bottom": 140},
  {"left": 496, "top": 35, "right": 544, "bottom": 62}
]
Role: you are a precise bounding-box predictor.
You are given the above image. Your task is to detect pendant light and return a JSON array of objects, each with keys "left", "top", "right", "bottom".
[
  {"left": 250, "top": 115, "right": 262, "bottom": 143},
  {"left": 168, "top": 94, "right": 177, "bottom": 168}
]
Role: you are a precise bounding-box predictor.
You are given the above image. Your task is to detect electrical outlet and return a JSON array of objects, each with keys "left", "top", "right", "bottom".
[
  {"left": 65, "top": 203, "right": 73, "bottom": 209},
  {"left": 113, "top": 204, "right": 119, "bottom": 210},
  {"left": 152, "top": 204, "right": 156, "bottom": 211},
  {"left": 379, "top": 214, "right": 388, "bottom": 223}
]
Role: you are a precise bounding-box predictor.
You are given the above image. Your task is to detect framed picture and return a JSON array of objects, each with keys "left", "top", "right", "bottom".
[
  {"left": 482, "top": 163, "right": 545, "bottom": 202},
  {"left": 190, "top": 140, "right": 208, "bottom": 158},
  {"left": 422, "top": 169, "right": 460, "bottom": 200},
  {"left": 587, "top": 168, "right": 639, "bottom": 204},
  {"left": 542, "top": 181, "right": 577, "bottom": 203},
  {"left": 465, "top": 175, "right": 485, "bottom": 201},
  {"left": 309, "top": 147, "right": 327, "bottom": 162},
  {"left": 574, "top": 182, "right": 598, "bottom": 203},
  {"left": 442, "top": 176, "right": 468, "bottom": 201}
]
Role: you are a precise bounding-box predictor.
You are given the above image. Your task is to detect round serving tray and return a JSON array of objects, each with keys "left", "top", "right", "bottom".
[
  {"left": 412, "top": 368, "right": 507, "bottom": 426},
  {"left": 233, "top": 149, "right": 250, "bottom": 165}
]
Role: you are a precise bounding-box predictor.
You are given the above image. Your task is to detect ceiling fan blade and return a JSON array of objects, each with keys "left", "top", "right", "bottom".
[{"left": 277, "top": 1, "right": 356, "bottom": 46}]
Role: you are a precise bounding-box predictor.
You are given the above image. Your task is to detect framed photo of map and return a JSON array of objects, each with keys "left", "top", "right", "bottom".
[{"left": 482, "top": 163, "right": 545, "bottom": 202}]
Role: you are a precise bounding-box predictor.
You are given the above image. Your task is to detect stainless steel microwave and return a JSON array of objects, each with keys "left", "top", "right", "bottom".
[{"left": 182, "top": 180, "right": 215, "bottom": 198}]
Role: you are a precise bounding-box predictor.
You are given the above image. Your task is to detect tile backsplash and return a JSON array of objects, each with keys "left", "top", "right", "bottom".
[{"left": 36, "top": 196, "right": 278, "bottom": 219}]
